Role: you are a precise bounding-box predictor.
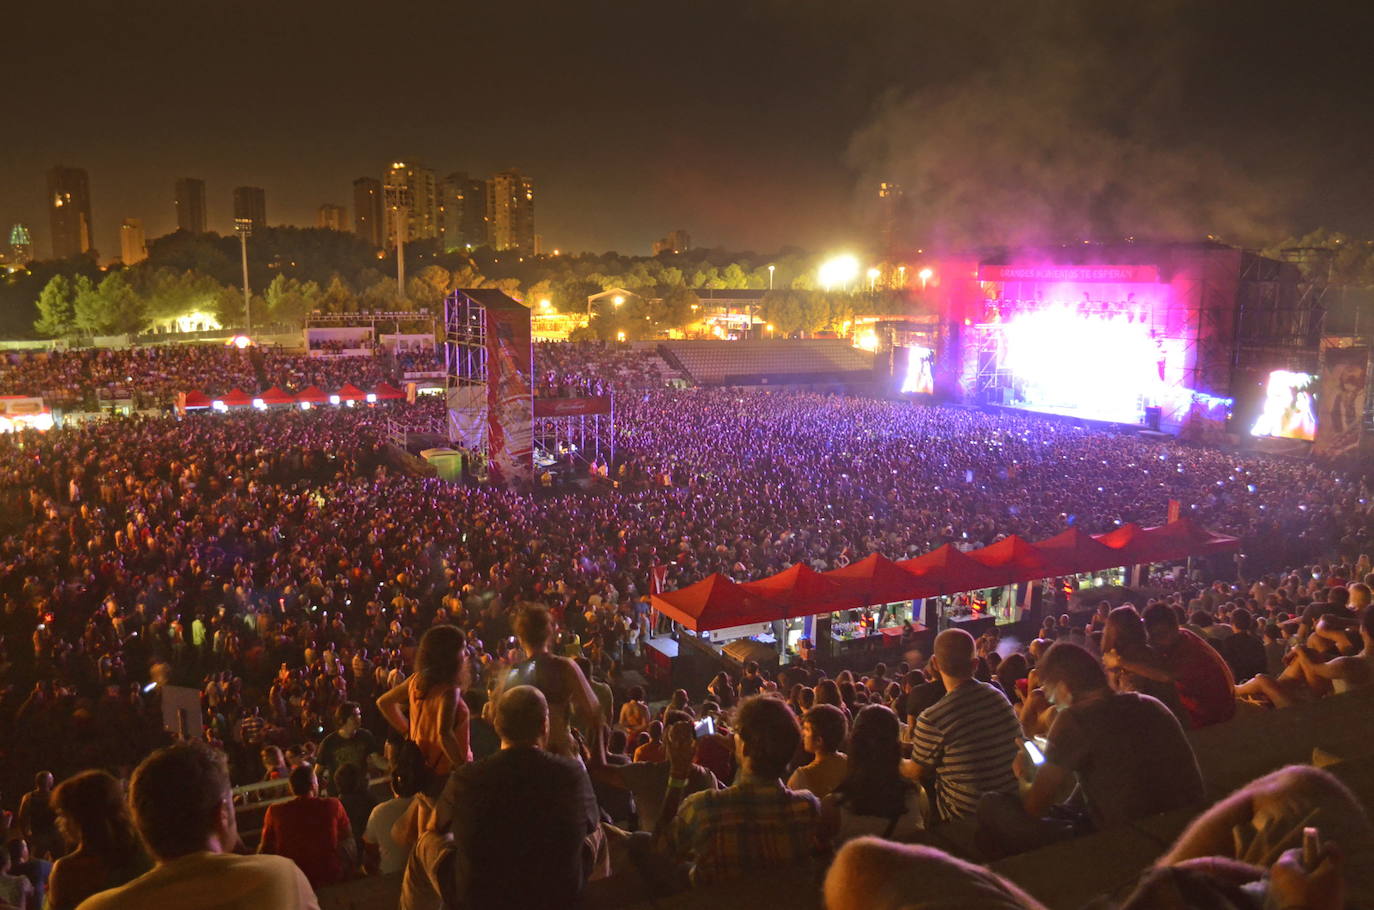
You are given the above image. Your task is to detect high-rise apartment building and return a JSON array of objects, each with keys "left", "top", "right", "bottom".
[
  {"left": 353, "top": 177, "right": 384, "bottom": 247},
  {"left": 317, "top": 204, "right": 348, "bottom": 231},
  {"left": 9, "top": 224, "right": 33, "bottom": 263},
  {"left": 383, "top": 162, "right": 438, "bottom": 247},
  {"left": 438, "top": 172, "right": 488, "bottom": 251},
  {"left": 486, "top": 169, "right": 535, "bottom": 253},
  {"left": 232, "top": 186, "right": 267, "bottom": 231},
  {"left": 652, "top": 229, "right": 692, "bottom": 255},
  {"left": 120, "top": 218, "right": 147, "bottom": 264},
  {"left": 174, "top": 177, "right": 207, "bottom": 233},
  {"left": 47, "top": 165, "right": 94, "bottom": 259}
]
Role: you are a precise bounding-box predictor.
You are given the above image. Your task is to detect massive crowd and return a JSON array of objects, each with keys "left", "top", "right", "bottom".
[
  {"left": 0, "top": 345, "right": 1371, "bottom": 908},
  {"left": 0, "top": 340, "right": 667, "bottom": 412}
]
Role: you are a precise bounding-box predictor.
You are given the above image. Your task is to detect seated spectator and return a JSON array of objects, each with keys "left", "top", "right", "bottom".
[
  {"left": 1100, "top": 605, "right": 1188, "bottom": 725},
  {"left": 691, "top": 703, "right": 736, "bottom": 785},
  {"left": 408, "top": 685, "right": 600, "bottom": 910},
  {"left": 7, "top": 840, "right": 49, "bottom": 910},
  {"left": 664, "top": 695, "right": 824, "bottom": 885},
  {"left": 740, "top": 661, "right": 765, "bottom": 698},
  {"left": 822, "top": 704, "right": 925, "bottom": 846},
  {"left": 1290, "top": 605, "right": 1374, "bottom": 695},
  {"left": 978, "top": 642, "right": 1204, "bottom": 858},
  {"left": 908, "top": 630, "right": 1021, "bottom": 822},
  {"left": 1218, "top": 607, "right": 1269, "bottom": 682},
  {"left": 361, "top": 776, "right": 414, "bottom": 877},
  {"left": 1104, "top": 602, "right": 1235, "bottom": 727},
  {"left": 588, "top": 710, "right": 719, "bottom": 834},
  {"left": 787, "top": 704, "right": 849, "bottom": 800},
  {"left": 75, "top": 742, "right": 318, "bottom": 909},
  {"left": 902, "top": 665, "right": 945, "bottom": 740},
  {"left": 0, "top": 845, "right": 34, "bottom": 910},
  {"left": 257, "top": 765, "right": 354, "bottom": 890},
  {"left": 46, "top": 772, "right": 150, "bottom": 910}
]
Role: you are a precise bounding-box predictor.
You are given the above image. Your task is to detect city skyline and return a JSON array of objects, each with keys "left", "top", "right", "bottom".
[{"left": 4, "top": 2, "right": 1374, "bottom": 261}]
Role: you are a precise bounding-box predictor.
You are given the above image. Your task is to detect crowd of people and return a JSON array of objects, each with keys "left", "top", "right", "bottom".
[
  {"left": 0, "top": 339, "right": 671, "bottom": 412},
  {"left": 0, "top": 342, "right": 1370, "bottom": 907},
  {"left": 534, "top": 341, "right": 676, "bottom": 398}
]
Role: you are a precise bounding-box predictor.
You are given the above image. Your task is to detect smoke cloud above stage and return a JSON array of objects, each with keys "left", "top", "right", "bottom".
[{"left": 847, "top": 2, "right": 1297, "bottom": 250}]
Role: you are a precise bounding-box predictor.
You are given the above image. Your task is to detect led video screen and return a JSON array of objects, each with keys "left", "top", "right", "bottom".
[{"left": 1250, "top": 370, "right": 1317, "bottom": 441}]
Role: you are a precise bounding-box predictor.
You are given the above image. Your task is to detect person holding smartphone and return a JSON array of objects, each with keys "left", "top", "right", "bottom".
[{"left": 977, "top": 642, "right": 1204, "bottom": 858}]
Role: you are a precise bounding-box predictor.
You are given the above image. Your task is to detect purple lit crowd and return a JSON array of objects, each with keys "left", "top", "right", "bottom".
[{"left": 0, "top": 343, "right": 1371, "bottom": 909}]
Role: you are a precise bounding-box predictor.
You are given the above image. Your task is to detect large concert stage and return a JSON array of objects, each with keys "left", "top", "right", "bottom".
[{"left": 907, "top": 243, "right": 1347, "bottom": 447}]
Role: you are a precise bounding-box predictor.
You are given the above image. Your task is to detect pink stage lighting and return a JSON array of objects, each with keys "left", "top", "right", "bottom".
[{"left": 1000, "top": 305, "right": 1167, "bottom": 423}]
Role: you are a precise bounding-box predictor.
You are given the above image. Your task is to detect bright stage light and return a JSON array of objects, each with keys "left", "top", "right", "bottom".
[
  {"left": 819, "top": 255, "right": 860, "bottom": 290},
  {"left": 1000, "top": 305, "right": 1166, "bottom": 424},
  {"left": 1251, "top": 371, "right": 1316, "bottom": 441}
]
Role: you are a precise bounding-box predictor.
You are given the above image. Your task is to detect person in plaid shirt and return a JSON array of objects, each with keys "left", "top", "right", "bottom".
[{"left": 664, "top": 696, "right": 825, "bottom": 884}]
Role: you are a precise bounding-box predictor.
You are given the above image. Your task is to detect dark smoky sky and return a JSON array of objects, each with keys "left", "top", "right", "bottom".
[{"left": 3, "top": 0, "right": 1373, "bottom": 259}]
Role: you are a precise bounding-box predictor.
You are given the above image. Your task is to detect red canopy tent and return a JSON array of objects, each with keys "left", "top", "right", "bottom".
[
  {"left": 1034, "top": 526, "right": 1126, "bottom": 575},
  {"left": 259, "top": 386, "right": 296, "bottom": 406},
  {"left": 182, "top": 391, "right": 211, "bottom": 409},
  {"left": 295, "top": 385, "right": 329, "bottom": 405},
  {"left": 375, "top": 382, "right": 406, "bottom": 400},
  {"left": 650, "top": 574, "right": 781, "bottom": 633},
  {"left": 1094, "top": 522, "right": 1181, "bottom": 565},
  {"left": 825, "top": 553, "right": 938, "bottom": 606},
  {"left": 742, "top": 563, "right": 855, "bottom": 616},
  {"left": 219, "top": 388, "right": 253, "bottom": 408},
  {"left": 898, "top": 544, "right": 1007, "bottom": 596},
  {"left": 337, "top": 383, "right": 366, "bottom": 402},
  {"left": 966, "top": 535, "right": 1053, "bottom": 586},
  {"left": 1134, "top": 518, "right": 1241, "bottom": 561}
]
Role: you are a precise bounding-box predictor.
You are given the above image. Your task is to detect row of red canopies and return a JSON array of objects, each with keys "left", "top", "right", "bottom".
[
  {"left": 181, "top": 383, "right": 407, "bottom": 409},
  {"left": 650, "top": 518, "right": 1240, "bottom": 632}
]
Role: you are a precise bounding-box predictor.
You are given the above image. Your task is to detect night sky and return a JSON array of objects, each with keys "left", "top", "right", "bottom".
[{"left": 5, "top": 0, "right": 1374, "bottom": 258}]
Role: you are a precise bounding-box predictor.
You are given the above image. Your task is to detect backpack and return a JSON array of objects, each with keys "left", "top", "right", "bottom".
[{"left": 391, "top": 739, "right": 432, "bottom": 798}]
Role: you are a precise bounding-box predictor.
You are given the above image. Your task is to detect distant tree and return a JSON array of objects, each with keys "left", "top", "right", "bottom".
[
  {"left": 360, "top": 277, "right": 400, "bottom": 311},
  {"left": 658, "top": 285, "right": 700, "bottom": 328},
  {"left": 264, "top": 275, "right": 321, "bottom": 324},
  {"left": 70, "top": 275, "right": 107, "bottom": 334},
  {"left": 33, "top": 274, "right": 76, "bottom": 337},
  {"left": 97, "top": 272, "right": 148, "bottom": 334},
  {"left": 318, "top": 275, "right": 356, "bottom": 314}
]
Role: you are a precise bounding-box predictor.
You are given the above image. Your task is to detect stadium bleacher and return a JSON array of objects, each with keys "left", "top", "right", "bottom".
[{"left": 658, "top": 340, "right": 877, "bottom": 386}]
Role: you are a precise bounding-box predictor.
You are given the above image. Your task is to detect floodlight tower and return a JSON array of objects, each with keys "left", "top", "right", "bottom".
[
  {"left": 385, "top": 183, "right": 413, "bottom": 303},
  {"left": 234, "top": 218, "right": 253, "bottom": 333}
]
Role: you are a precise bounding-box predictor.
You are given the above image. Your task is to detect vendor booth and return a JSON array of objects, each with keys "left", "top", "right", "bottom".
[{"left": 649, "top": 518, "right": 1240, "bottom": 676}]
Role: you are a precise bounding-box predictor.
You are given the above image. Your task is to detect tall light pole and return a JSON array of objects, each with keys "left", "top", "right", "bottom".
[
  {"left": 385, "top": 180, "right": 412, "bottom": 304},
  {"left": 234, "top": 218, "right": 252, "bottom": 334},
  {"left": 767, "top": 264, "right": 775, "bottom": 290}
]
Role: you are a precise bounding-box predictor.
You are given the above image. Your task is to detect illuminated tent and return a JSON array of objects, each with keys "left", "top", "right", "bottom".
[
  {"left": 967, "top": 535, "right": 1053, "bottom": 586},
  {"left": 337, "top": 383, "right": 367, "bottom": 402},
  {"left": 742, "top": 563, "right": 855, "bottom": 616},
  {"left": 825, "top": 553, "right": 938, "bottom": 605},
  {"left": 182, "top": 391, "right": 212, "bottom": 409},
  {"left": 898, "top": 544, "right": 1007, "bottom": 595},
  {"left": 220, "top": 388, "right": 253, "bottom": 408},
  {"left": 374, "top": 382, "right": 406, "bottom": 400},
  {"left": 1034, "top": 526, "right": 1126, "bottom": 575},
  {"left": 650, "top": 573, "right": 781, "bottom": 632},
  {"left": 259, "top": 386, "right": 296, "bottom": 406},
  {"left": 295, "top": 385, "right": 329, "bottom": 405}
]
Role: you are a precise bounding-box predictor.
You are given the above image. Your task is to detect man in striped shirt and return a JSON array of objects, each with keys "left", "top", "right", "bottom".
[{"left": 908, "top": 629, "right": 1021, "bottom": 821}]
